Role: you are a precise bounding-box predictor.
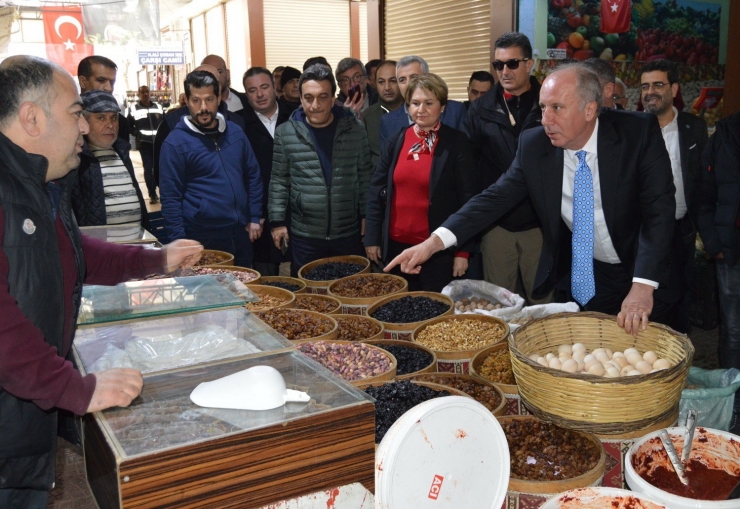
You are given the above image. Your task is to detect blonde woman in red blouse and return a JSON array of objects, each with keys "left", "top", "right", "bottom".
[{"left": 364, "top": 74, "right": 478, "bottom": 292}]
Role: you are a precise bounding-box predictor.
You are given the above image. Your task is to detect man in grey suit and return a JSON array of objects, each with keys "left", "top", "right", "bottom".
[{"left": 386, "top": 64, "right": 677, "bottom": 336}]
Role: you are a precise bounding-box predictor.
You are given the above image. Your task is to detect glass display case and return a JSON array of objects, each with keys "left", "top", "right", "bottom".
[
  {"left": 77, "top": 275, "right": 257, "bottom": 326},
  {"left": 84, "top": 351, "right": 376, "bottom": 508},
  {"left": 80, "top": 224, "right": 158, "bottom": 244},
  {"left": 73, "top": 307, "right": 293, "bottom": 375}
]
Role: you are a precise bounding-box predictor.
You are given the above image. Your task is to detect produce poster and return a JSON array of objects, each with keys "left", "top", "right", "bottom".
[{"left": 546, "top": 0, "right": 724, "bottom": 63}]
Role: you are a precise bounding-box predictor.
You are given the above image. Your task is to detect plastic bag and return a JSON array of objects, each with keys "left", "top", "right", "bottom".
[
  {"left": 508, "top": 302, "right": 580, "bottom": 332},
  {"left": 442, "top": 280, "right": 525, "bottom": 322},
  {"left": 679, "top": 367, "right": 740, "bottom": 431}
]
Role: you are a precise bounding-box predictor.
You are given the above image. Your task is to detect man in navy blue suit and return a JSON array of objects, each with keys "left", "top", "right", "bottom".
[{"left": 379, "top": 55, "right": 467, "bottom": 153}]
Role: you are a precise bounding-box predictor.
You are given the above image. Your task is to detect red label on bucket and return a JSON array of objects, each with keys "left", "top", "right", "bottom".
[{"left": 428, "top": 474, "right": 444, "bottom": 500}]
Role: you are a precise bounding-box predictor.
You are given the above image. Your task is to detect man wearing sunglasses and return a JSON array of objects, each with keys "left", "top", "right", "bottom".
[
  {"left": 386, "top": 64, "right": 677, "bottom": 338},
  {"left": 462, "top": 32, "right": 550, "bottom": 305},
  {"left": 640, "top": 59, "right": 708, "bottom": 333}
]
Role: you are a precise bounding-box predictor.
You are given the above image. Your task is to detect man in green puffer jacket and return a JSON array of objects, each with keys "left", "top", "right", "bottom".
[{"left": 269, "top": 64, "right": 374, "bottom": 275}]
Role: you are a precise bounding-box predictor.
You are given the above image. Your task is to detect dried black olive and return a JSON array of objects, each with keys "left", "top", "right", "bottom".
[
  {"left": 376, "top": 344, "right": 433, "bottom": 375},
  {"left": 263, "top": 281, "right": 302, "bottom": 292},
  {"left": 371, "top": 296, "right": 449, "bottom": 323},
  {"left": 304, "top": 262, "right": 365, "bottom": 281}
]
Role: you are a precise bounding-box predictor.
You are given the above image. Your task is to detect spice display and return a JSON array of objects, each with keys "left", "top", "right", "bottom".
[
  {"left": 293, "top": 295, "right": 340, "bottom": 314},
  {"left": 416, "top": 319, "right": 506, "bottom": 351},
  {"left": 335, "top": 316, "right": 381, "bottom": 341},
  {"left": 364, "top": 380, "right": 450, "bottom": 443},
  {"left": 192, "top": 267, "right": 259, "bottom": 284},
  {"left": 195, "top": 252, "right": 228, "bottom": 266},
  {"left": 297, "top": 341, "right": 391, "bottom": 382},
  {"left": 263, "top": 281, "right": 302, "bottom": 292},
  {"left": 455, "top": 297, "right": 503, "bottom": 312},
  {"left": 330, "top": 275, "right": 405, "bottom": 298},
  {"left": 303, "top": 262, "right": 365, "bottom": 281},
  {"left": 501, "top": 419, "right": 601, "bottom": 481},
  {"left": 256, "top": 309, "right": 334, "bottom": 340},
  {"left": 246, "top": 294, "right": 290, "bottom": 311},
  {"left": 527, "top": 344, "right": 674, "bottom": 378},
  {"left": 414, "top": 375, "right": 501, "bottom": 411},
  {"left": 371, "top": 296, "right": 450, "bottom": 324},
  {"left": 374, "top": 344, "right": 433, "bottom": 375},
  {"left": 477, "top": 349, "right": 516, "bottom": 384}
]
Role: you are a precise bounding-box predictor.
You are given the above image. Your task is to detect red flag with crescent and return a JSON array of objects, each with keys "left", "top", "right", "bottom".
[{"left": 42, "top": 6, "right": 93, "bottom": 75}]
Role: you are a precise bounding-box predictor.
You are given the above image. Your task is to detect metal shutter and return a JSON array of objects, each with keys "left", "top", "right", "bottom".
[
  {"left": 191, "top": 14, "right": 207, "bottom": 71},
  {"left": 263, "top": 0, "right": 351, "bottom": 72},
  {"left": 359, "top": 0, "right": 368, "bottom": 64},
  {"left": 384, "top": 0, "right": 491, "bottom": 100},
  {"left": 205, "top": 5, "right": 226, "bottom": 61},
  {"left": 225, "top": 0, "right": 248, "bottom": 92}
]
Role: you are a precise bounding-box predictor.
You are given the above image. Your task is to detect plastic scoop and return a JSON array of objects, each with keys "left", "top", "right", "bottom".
[{"left": 190, "top": 365, "right": 310, "bottom": 410}]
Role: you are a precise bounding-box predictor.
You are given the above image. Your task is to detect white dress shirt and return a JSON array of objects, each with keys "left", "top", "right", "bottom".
[
  {"left": 224, "top": 90, "right": 244, "bottom": 112},
  {"left": 661, "top": 107, "right": 687, "bottom": 220},
  {"left": 434, "top": 119, "right": 658, "bottom": 289},
  {"left": 257, "top": 104, "right": 280, "bottom": 138}
]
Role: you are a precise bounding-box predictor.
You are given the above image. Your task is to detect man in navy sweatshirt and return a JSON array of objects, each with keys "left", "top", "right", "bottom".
[{"left": 160, "top": 70, "right": 263, "bottom": 267}]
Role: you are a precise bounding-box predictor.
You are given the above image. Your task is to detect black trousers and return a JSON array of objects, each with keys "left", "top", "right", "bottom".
[
  {"left": 0, "top": 488, "right": 49, "bottom": 509},
  {"left": 386, "top": 238, "right": 457, "bottom": 293},
  {"left": 289, "top": 232, "right": 364, "bottom": 277}
]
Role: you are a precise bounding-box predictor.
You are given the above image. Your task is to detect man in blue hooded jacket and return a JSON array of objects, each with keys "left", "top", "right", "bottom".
[{"left": 160, "top": 70, "right": 263, "bottom": 267}]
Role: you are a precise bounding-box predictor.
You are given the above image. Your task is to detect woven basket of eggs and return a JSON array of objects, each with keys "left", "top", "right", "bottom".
[{"left": 509, "top": 312, "right": 694, "bottom": 435}]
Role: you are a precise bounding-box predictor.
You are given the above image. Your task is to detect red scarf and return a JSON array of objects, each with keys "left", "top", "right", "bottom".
[{"left": 408, "top": 122, "right": 441, "bottom": 157}]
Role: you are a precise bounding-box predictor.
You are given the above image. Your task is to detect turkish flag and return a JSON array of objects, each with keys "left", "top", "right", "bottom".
[
  {"left": 600, "top": 0, "right": 632, "bottom": 34},
  {"left": 42, "top": 6, "right": 93, "bottom": 76}
]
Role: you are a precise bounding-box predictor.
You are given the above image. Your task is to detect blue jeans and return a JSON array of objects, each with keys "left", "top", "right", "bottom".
[
  {"left": 191, "top": 227, "right": 253, "bottom": 268},
  {"left": 717, "top": 258, "right": 740, "bottom": 406}
]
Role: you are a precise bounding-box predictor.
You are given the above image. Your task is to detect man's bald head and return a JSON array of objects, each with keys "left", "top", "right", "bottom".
[
  {"left": 201, "top": 55, "right": 230, "bottom": 95},
  {"left": 0, "top": 56, "right": 59, "bottom": 130},
  {"left": 193, "top": 64, "right": 220, "bottom": 81}
]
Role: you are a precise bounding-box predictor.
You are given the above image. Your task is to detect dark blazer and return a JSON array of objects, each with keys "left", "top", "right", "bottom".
[
  {"left": 240, "top": 103, "right": 291, "bottom": 263},
  {"left": 442, "top": 109, "right": 676, "bottom": 300},
  {"left": 365, "top": 123, "right": 478, "bottom": 260},
  {"left": 379, "top": 99, "right": 467, "bottom": 156},
  {"left": 677, "top": 110, "right": 709, "bottom": 227}
]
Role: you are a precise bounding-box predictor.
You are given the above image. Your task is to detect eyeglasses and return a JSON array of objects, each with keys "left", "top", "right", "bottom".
[
  {"left": 492, "top": 58, "right": 530, "bottom": 71},
  {"left": 338, "top": 73, "right": 366, "bottom": 85},
  {"left": 612, "top": 94, "right": 625, "bottom": 101},
  {"left": 640, "top": 82, "right": 669, "bottom": 92}
]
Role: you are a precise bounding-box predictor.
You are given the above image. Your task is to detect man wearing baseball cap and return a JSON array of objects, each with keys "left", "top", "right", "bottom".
[{"left": 72, "top": 90, "right": 150, "bottom": 233}]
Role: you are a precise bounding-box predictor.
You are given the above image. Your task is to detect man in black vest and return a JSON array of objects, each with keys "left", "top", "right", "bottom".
[{"left": 0, "top": 56, "right": 202, "bottom": 508}]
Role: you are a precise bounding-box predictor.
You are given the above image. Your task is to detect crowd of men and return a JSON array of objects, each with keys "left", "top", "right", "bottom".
[{"left": 2, "top": 31, "right": 740, "bottom": 504}]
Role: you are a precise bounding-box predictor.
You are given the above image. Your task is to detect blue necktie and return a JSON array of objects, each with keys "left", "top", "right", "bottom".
[{"left": 571, "top": 150, "right": 595, "bottom": 306}]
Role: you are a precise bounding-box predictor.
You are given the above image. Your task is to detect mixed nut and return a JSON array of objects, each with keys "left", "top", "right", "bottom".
[
  {"left": 371, "top": 296, "right": 450, "bottom": 324},
  {"left": 335, "top": 316, "right": 382, "bottom": 341},
  {"left": 195, "top": 252, "right": 228, "bottom": 266},
  {"left": 192, "top": 267, "right": 259, "bottom": 284},
  {"left": 501, "top": 419, "right": 601, "bottom": 481},
  {"left": 477, "top": 349, "right": 516, "bottom": 385},
  {"left": 293, "top": 295, "right": 341, "bottom": 314},
  {"left": 303, "top": 262, "right": 366, "bottom": 281},
  {"left": 455, "top": 296, "right": 504, "bottom": 312},
  {"left": 246, "top": 293, "right": 290, "bottom": 311},
  {"left": 330, "top": 275, "right": 405, "bottom": 298},
  {"left": 297, "top": 341, "right": 392, "bottom": 381},
  {"left": 415, "top": 319, "right": 506, "bottom": 351},
  {"left": 256, "top": 308, "right": 335, "bottom": 340}
]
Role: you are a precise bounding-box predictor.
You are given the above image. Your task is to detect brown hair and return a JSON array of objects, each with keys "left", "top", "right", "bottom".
[{"left": 404, "top": 73, "right": 448, "bottom": 106}]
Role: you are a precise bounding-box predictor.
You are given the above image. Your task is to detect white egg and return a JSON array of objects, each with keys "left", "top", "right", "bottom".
[
  {"left": 612, "top": 356, "right": 630, "bottom": 368},
  {"left": 559, "top": 351, "right": 573, "bottom": 360},
  {"left": 643, "top": 351, "right": 658, "bottom": 364},
  {"left": 576, "top": 359, "right": 585, "bottom": 371},
  {"left": 546, "top": 353, "right": 556, "bottom": 362},
  {"left": 653, "top": 358, "right": 672, "bottom": 370},
  {"left": 572, "top": 343, "right": 586, "bottom": 353},
  {"left": 650, "top": 369, "right": 662, "bottom": 373},
  {"left": 604, "top": 348, "right": 614, "bottom": 358},
  {"left": 605, "top": 366, "right": 621, "bottom": 378},
  {"left": 624, "top": 348, "right": 640, "bottom": 357},
  {"left": 561, "top": 359, "right": 579, "bottom": 373},
  {"left": 585, "top": 359, "right": 601, "bottom": 371},
  {"left": 620, "top": 365, "right": 634, "bottom": 376},
  {"left": 595, "top": 351, "right": 611, "bottom": 363},
  {"left": 635, "top": 361, "right": 653, "bottom": 374},
  {"left": 548, "top": 358, "right": 562, "bottom": 370},
  {"left": 627, "top": 369, "right": 643, "bottom": 376},
  {"left": 537, "top": 357, "right": 549, "bottom": 367},
  {"left": 529, "top": 353, "right": 540, "bottom": 362},
  {"left": 592, "top": 348, "right": 606, "bottom": 357},
  {"left": 587, "top": 363, "right": 606, "bottom": 376},
  {"left": 605, "top": 360, "right": 621, "bottom": 371},
  {"left": 572, "top": 350, "right": 586, "bottom": 362},
  {"left": 626, "top": 352, "right": 643, "bottom": 366},
  {"left": 558, "top": 344, "right": 573, "bottom": 355},
  {"left": 584, "top": 354, "right": 596, "bottom": 364},
  {"left": 613, "top": 351, "right": 626, "bottom": 359}
]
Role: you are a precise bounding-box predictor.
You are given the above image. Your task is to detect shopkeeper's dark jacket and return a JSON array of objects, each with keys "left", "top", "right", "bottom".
[
  {"left": 71, "top": 136, "right": 151, "bottom": 231},
  {"left": 462, "top": 76, "right": 542, "bottom": 232},
  {"left": 364, "top": 124, "right": 478, "bottom": 260},
  {"left": 0, "top": 131, "right": 164, "bottom": 490}
]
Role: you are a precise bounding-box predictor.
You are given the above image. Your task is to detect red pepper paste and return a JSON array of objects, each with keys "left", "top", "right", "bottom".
[{"left": 637, "top": 458, "right": 740, "bottom": 500}]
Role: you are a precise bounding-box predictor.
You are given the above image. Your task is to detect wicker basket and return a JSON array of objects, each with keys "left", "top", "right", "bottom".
[
  {"left": 366, "top": 291, "right": 454, "bottom": 341},
  {"left": 253, "top": 276, "right": 307, "bottom": 294},
  {"left": 297, "top": 255, "right": 371, "bottom": 294},
  {"left": 509, "top": 312, "right": 694, "bottom": 434},
  {"left": 364, "top": 339, "right": 437, "bottom": 377},
  {"left": 333, "top": 314, "right": 385, "bottom": 342},
  {"left": 327, "top": 273, "right": 408, "bottom": 315},
  {"left": 401, "top": 373, "right": 507, "bottom": 417},
  {"left": 294, "top": 339, "right": 397, "bottom": 386},
  {"left": 200, "top": 265, "right": 261, "bottom": 285},
  {"left": 195, "top": 249, "right": 234, "bottom": 266},
  {"left": 293, "top": 294, "right": 342, "bottom": 314},
  {"left": 412, "top": 314, "right": 509, "bottom": 374},
  {"left": 245, "top": 285, "right": 295, "bottom": 312}
]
